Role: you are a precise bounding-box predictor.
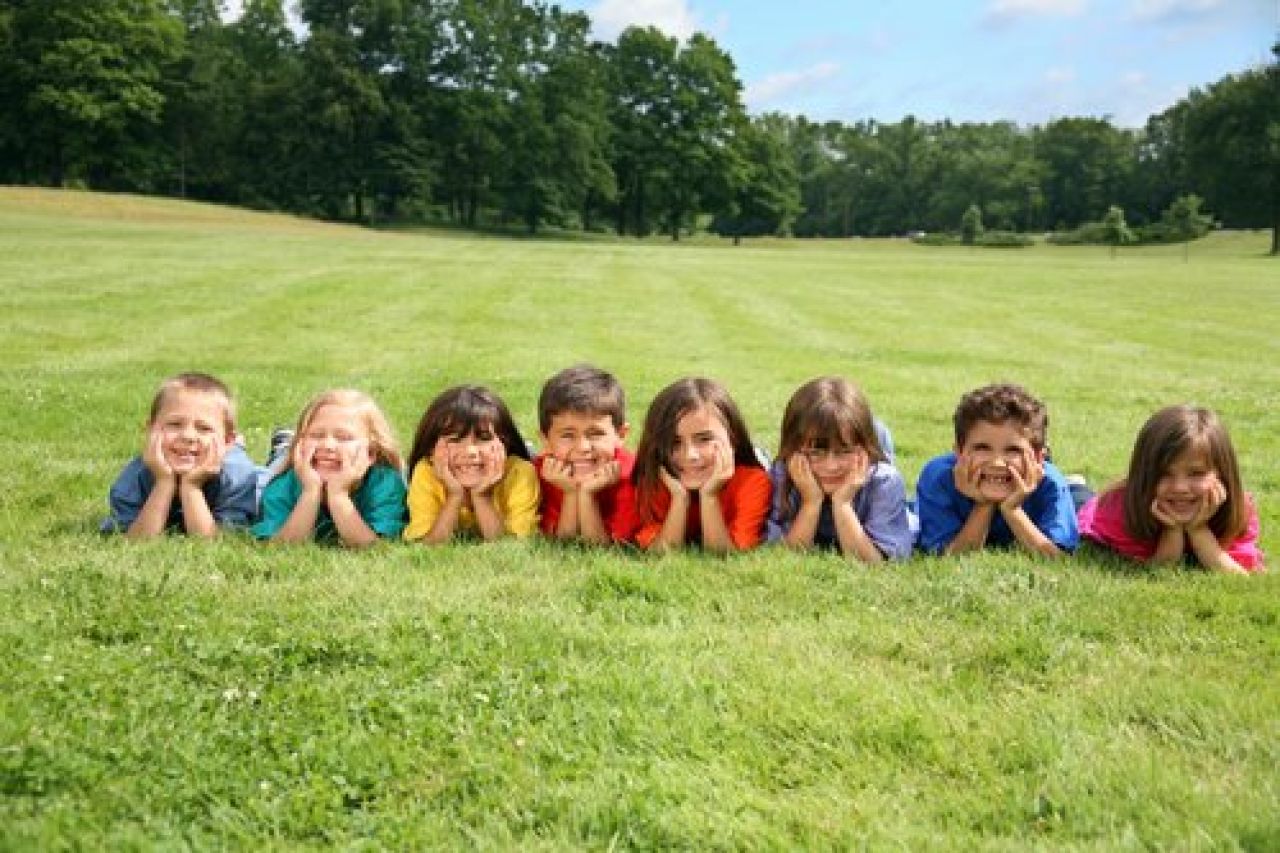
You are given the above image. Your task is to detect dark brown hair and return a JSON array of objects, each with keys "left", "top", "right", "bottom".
[
  {"left": 537, "top": 364, "right": 626, "bottom": 432},
  {"left": 407, "top": 385, "right": 531, "bottom": 475},
  {"left": 148, "top": 372, "right": 236, "bottom": 435},
  {"left": 633, "top": 377, "right": 761, "bottom": 524},
  {"left": 953, "top": 382, "right": 1048, "bottom": 450},
  {"left": 774, "top": 376, "right": 885, "bottom": 522},
  {"left": 1121, "top": 404, "right": 1246, "bottom": 542}
]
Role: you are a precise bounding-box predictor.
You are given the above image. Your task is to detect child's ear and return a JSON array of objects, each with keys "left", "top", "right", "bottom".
[
  {"left": 538, "top": 430, "right": 549, "bottom": 448},
  {"left": 617, "top": 423, "right": 631, "bottom": 441}
]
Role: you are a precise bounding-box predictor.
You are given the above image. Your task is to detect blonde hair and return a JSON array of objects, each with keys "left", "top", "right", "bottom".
[
  {"left": 148, "top": 372, "right": 237, "bottom": 435},
  {"left": 285, "top": 389, "right": 403, "bottom": 472}
]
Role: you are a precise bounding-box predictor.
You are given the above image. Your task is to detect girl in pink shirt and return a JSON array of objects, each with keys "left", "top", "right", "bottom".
[{"left": 1077, "top": 405, "right": 1264, "bottom": 574}]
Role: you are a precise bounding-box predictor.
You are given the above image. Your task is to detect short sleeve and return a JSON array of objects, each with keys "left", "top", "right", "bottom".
[
  {"left": 1027, "top": 464, "right": 1080, "bottom": 552},
  {"left": 859, "top": 465, "right": 915, "bottom": 560},
  {"left": 916, "top": 455, "right": 964, "bottom": 555},
  {"left": 764, "top": 460, "right": 790, "bottom": 543},
  {"left": 404, "top": 461, "right": 446, "bottom": 541},
  {"left": 1228, "top": 497, "right": 1265, "bottom": 572},
  {"left": 361, "top": 466, "right": 407, "bottom": 539},
  {"left": 499, "top": 458, "right": 541, "bottom": 538},
  {"left": 101, "top": 458, "right": 149, "bottom": 534},
  {"left": 251, "top": 471, "right": 299, "bottom": 540},
  {"left": 210, "top": 446, "right": 260, "bottom": 530},
  {"left": 724, "top": 467, "right": 772, "bottom": 550}
]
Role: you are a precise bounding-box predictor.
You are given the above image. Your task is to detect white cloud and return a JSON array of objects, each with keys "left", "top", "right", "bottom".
[
  {"left": 983, "top": 0, "right": 1088, "bottom": 27},
  {"left": 1129, "top": 0, "right": 1224, "bottom": 23},
  {"left": 745, "top": 62, "right": 842, "bottom": 108},
  {"left": 588, "top": 0, "right": 702, "bottom": 42},
  {"left": 1043, "top": 66, "right": 1077, "bottom": 84}
]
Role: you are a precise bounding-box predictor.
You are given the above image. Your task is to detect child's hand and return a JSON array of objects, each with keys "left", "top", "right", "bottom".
[
  {"left": 541, "top": 455, "right": 578, "bottom": 493},
  {"left": 701, "top": 440, "right": 735, "bottom": 497},
  {"left": 952, "top": 452, "right": 986, "bottom": 503},
  {"left": 183, "top": 433, "right": 226, "bottom": 487},
  {"left": 294, "top": 439, "right": 325, "bottom": 494},
  {"left": 832, "top": 447, "right": 870, "bottom": 505},
  {"left": 142, "top": 427, "right": 175, "bottom": 483},
  {"left": 582, "top": 460, "right": 621, "bottom": 495},
  {"left": 1000, "top": 449, "right": 1043, "bottom": 511},
  {"left": 1151, "top": 497, "right": 1181, "bottom": 530},
  {"left": 659, "top": 464, "right": 687, "bottom": 500},
  {"left": 331, "top": 440, "right": 372, "bottom": 494},
  {"left": 1188, "top": 477, "right": 1227, "bottom": 530},
  {"left": 474, "top": 441, "right": 507, "bottom": 496},
  {"left": 787, "top": 453, "right": 824, "bottom": 505},
  {"left": 432, "top": 441, "right": 463, "bottom": 498}
]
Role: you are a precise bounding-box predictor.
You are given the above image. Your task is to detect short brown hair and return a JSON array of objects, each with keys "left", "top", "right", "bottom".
[
  {"left": 1122, "top": 404, "right": 1247, "bottom": 543},
  {"left": 148, "top": 372, "right": 237, "bottom": 435},
  {"left": 537, "top": 364, "right": 626, "bottom": 432},
  {"left": 953, "top": 383, "right": 1048, "bottom": 450}
]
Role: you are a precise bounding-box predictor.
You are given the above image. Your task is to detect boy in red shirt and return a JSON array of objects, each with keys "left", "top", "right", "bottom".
[{"left": 535, "top": 365, "right": 639, "bottom": 545}]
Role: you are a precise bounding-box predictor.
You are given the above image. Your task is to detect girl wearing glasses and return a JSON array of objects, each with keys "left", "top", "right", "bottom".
[{"left": 767, "top": 376, "right": 914, "bottom": 562}]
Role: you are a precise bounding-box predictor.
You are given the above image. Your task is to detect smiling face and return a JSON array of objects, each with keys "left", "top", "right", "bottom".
[
  {"left": 541, "top": 411, "right": 628, "bottom": 481},
  {"left": 303, "top": 404, "right": 370, "bottom": 481},
  {"left": 152, "top": 390, "right": 231, "bottom": 474},
  {"left": 668, "top": 405, "right": 731, "bottom": 490},
  {"left": 802, "top": 438, "right": 863, "bottom": 495},
  {"left": 957, "top": 419, "right": 1042, "bottom": 502},
  {"left": 439, "top": 425, "right": 503, "bottom": 489},
  {"left": 1154, "top": 445, "right": 1219, "bottom": 524}
]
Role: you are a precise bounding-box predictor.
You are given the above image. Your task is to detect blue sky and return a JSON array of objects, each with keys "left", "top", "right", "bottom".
[{"left": 558, "top": 0, "right": 1277, "bottom": 126}]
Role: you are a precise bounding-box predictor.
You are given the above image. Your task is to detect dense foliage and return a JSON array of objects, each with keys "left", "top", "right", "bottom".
[{"left": 0, "top": 1, "right": 1274, "bottom": 248}]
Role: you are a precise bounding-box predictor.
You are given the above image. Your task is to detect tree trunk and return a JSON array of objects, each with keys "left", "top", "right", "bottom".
[{"left": 1272, "top": 218, "right": 1278, "bottom": 256}]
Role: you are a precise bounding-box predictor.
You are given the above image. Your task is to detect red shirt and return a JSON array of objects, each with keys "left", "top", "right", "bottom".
[
  {"left": 535, "top": 447, "right": 639, "bottom": 544},
  {"left": 635, "top": 465, "right": 772, "bottom": 551}
]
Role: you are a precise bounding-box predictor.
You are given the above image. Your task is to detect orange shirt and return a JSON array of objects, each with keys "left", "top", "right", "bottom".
[{"left": 635, "top": 466, "right": 772, "bottom": 551}]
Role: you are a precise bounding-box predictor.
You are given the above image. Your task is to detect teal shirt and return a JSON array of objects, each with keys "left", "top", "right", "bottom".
[{"left": 252, "top": 464, "right": 407, "bottom": 543}]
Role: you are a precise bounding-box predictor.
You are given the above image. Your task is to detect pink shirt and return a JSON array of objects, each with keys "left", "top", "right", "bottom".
[{"left": 1078, "top": 488, "right": 1265, "bottom": 572}]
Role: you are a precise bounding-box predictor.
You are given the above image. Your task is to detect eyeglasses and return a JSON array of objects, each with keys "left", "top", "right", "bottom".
[{"left": 802, "top": 447, "right": 860, "bottom": 462}]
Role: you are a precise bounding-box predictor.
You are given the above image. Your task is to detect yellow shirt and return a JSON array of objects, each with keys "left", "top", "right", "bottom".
[{"left": 403, "top": 456, "right": 541, "bottom": 540}]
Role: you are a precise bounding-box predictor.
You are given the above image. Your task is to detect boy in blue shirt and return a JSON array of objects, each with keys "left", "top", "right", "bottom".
[
  {"left": 917, "top": 383, "right": 1078, "bottom": 557},
  {"left": 102, "top": 372, "right": 258, "bottom": 538}
]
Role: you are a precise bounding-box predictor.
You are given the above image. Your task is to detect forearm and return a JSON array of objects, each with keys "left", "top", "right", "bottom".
[
  {"left": 553, "top": 490, "right": 581, "bottom": 539},
  {"left": 471, "top": 493, "right": 507, "bottom": 541},
  {"left": 943, "top": 504, "right": 995, "bottom": 555},
  {"left": 1151, "top": 527, "right": 1185, "bottom": 563},
  {"left": 698, "top": 493, "right": 735, "bottom": 554},
  {"left": 833, "top": 503, "right": 884, "bottom": 564},
  {"left": 125, "top": 480, "right": 177, "bottom": 539},
  {"left": 178, "top": 483, "right": 218, "bottom": 538},
  {"left": 1186, "top": 528, "right": 1247, "bottom": 574},
  {"left": 577, "top": 491, "right": 610, "bottom": 544},
  {"left": 272, "top": 490, "right": 324, "bottom": 543},
  {"left": 419, "top": 496, "right": 465, "bottom": 544},
  {"left": 1001, "top": 506, "right": 1064, "bottom": 558},
  {"left": 649, "top": 496, "right": 690, "bottom": 551},
  {"left": 781, "top": 501, "right": 822, "bottom": 550},
  {"left": 327, "top": 492, "right": 380, "bottom": 548}
]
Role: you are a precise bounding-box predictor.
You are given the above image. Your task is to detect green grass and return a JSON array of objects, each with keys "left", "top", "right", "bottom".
[{"left": 1, "top": 187, "right": 1277, "bottom": 847}]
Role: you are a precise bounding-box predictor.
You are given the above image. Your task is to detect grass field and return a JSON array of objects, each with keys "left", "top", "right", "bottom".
[{"left": 1, "top": 187, "right": 1277, "bottom": 847}]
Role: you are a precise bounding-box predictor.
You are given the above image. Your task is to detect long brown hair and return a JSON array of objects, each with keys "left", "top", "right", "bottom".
[
  {"left": 633, "top": 377, "right": 761, "bottom": 524},
  {"left": 407, "top": 385, "right": 530, "bottom": 475},
  {"left": 774, "top": 376, "right": 885, "bottom": 522},
  {"left": 1122, "top": 404, "right": 1246, "bottom": 542}
]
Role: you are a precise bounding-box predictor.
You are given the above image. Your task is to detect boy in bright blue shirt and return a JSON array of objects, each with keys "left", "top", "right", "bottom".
[{"left": 916, "top": 383, "right": 1078, "bottom": 557}]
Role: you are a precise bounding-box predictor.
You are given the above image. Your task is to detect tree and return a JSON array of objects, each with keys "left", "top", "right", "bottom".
[
  {"left": 1, "top": 0, "right": 182, "bottom": 186},
  {"left": 710, "top": 113, "right": 801, "bottom": 243},
  {"left": 1035, "top": 118, "right": 1134, "bottom": 228},
  {"left": 1180, "top": 48, "right": 1280, "bottom": 255},
  {"left": 960, "top": 204, "right": 983, "bottom": 244}
]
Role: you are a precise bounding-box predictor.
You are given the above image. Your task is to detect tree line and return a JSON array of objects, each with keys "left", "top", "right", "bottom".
[{"left": 1, "top": 0, "right": 1275, "bottom": 252}]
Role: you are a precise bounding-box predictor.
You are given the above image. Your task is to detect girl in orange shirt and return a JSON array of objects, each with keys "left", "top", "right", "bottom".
[{"left": 633, "top": 377, "right": 771, "bottom": 553}]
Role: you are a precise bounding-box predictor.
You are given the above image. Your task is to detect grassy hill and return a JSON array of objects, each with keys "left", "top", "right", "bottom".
[{"left": 1, "top": 188, "right": 1277, "bottom": 847}]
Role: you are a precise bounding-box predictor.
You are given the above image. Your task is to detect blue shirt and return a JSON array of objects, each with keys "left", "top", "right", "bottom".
[
  {"left": 766, "top": 458, "right": 916, "bottom": 560},
  {"left": 252, "top": 464, "right": 407, "bottom": 543},
  {"left": 915, "top": 453, "right": 1079, "bottom": 555},
  {"left": 101, "top": 444, "right": 259, "bottom": 534}
]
